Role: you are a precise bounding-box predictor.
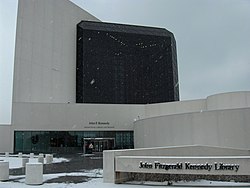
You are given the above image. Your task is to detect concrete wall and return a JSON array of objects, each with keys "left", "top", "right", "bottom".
[
  {"left": 0, "top": 125, "right": 12, "bottom": 153},
  {"left": 134, "top": 107, "right": 250, "bottom": 149},
  {"left": 145, "top": 91, "right": 250, "bottom": 118},
  {"left": 12, "top": 102, "right": 144, "bottom": 131},
  {"left": 10, "top": 0, "right": 250, "bottom": 155},
  {"left": 136, "top": 92, "right": 250, "bottom": 150},
  {"left": 103, "top": 145, "right": 250, "bottom": 183},
  {"left": 145, "top": 99, "right": 206, "bottom": 118},
  {"left": 116, "top": 156, "right": 250, "bottom": 175},
  {"left": 105, "top": 145, "right": 250, "bottom": 158},
  {"left": 207, "top": 91, "right": 250, "bottom": 111},
  {"left": 13, "top": 0, "right": 99, "bottom": 104}
]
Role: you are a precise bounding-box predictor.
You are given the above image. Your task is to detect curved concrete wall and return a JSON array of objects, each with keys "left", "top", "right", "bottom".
[
  {"left": 144, "top": 91, "right": 250, "bottom": 119},
  {"left": 206, "top": 91, "right": 250, "bottom": 111},
  {"left": 145, "top": 99, "right": 206, "bottom": 118},
  {"left": 134, "top": 107, "right": 250, "bottom": 150}
]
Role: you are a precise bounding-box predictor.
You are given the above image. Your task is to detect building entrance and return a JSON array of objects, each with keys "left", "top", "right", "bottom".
[
  {"left": 14, "top": 131, "right": 133, "bottom": 154},
  {"left": 83, "top": 138, "right": 115, "bottom": 154}
]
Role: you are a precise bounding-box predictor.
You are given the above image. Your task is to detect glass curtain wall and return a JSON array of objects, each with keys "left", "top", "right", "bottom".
[{"left": 14, "top": 131, "right": 134, "bottom": 153}]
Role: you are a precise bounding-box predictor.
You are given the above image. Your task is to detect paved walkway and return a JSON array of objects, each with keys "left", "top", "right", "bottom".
[{"left": 10, "top": 153, "right": 103, "bottom": 176}]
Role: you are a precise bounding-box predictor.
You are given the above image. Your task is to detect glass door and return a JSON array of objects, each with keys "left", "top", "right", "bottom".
[{"left": 83, "top": 138, "right": 115, "bottom": 153}]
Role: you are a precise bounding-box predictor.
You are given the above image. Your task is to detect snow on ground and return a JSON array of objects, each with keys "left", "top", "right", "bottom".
[
  {"left": 1, "top": 168, "right": 250, "bottom": 188},
  {"left": 1, "top": 156, "right": 250, "bottom": 187},
  {"left": 1, "top": 176, "right": 250, "bottom": 188},
  {"left": 0, "top": 178, "right": 134, "bottom": 188},
  {"left": 127, "top": 179, "right": 250, "bottom": 187},
  {"left": 0, "top": 156, "right": 69, "bottom": 169}
]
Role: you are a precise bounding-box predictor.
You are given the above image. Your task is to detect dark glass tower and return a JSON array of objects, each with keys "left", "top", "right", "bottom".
[{"left": 76, "top": 21, "right": 179, "bottom": 104}]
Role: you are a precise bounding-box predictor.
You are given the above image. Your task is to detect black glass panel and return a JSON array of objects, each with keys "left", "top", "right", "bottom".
[{"left": 76, "top": 21, "right": 179, "bottom": 104}]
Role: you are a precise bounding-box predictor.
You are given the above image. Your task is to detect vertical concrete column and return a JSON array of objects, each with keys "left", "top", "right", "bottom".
[
  {"left": 30, "top": 153, "right": 34, "bottom": 158},
  {"left": 5, "top": 152, "right": 9, "bottom": 157},
  {"left": 38, "top": 156, "right": 44, "bottom": 164},
  {"left": 22, "top": 158, "right": 29, "bottom": 168},
  {"left": 25, "top": 163, "right": 43, "bottom": 185},
  {"left": 45, "top": 154, "right": 53, "bottom": 164},
  {"left": 103, "top": 150, "right": 116, "bottom": 183},
  {"left": 39, "top": 153, "right": 44, "bottom": 157},
  {"left": 0, "top": 161, "right": 9, "bottom": 181},
  {"left": 18, "top": 152, "right": 23, "bottom": 158}
]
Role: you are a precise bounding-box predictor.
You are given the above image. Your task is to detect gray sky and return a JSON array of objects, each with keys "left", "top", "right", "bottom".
[{"left": 1, "top": 0, "right": 250, "bottom": 124}]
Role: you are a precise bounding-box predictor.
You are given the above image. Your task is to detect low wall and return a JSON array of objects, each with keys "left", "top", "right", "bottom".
[
  {"left": 103, "top": 145, "right": 250, "bottom": 183},
  {"left": 126, "top": 173, "right": 250, "bottom": 183},
  {"left": 206, "top": 91, "right": 250, "bottom": 111},
  {"left": 134, "top": 107, "right": 250, "bottom": 149},
  {"left": 115, "top": 156, "right": 250, "bottom": 183}
]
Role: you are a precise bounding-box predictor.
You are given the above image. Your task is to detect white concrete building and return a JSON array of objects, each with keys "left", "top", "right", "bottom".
[
  {"left": 135, "top": 91, "right": 250, "bottom": 149},
  {"left": 0, "top": 0, "right": 250, "bottom": 155}
]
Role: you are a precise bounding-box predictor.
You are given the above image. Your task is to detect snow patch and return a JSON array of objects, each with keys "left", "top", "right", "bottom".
[{"left": 0, "top": 156, "right": 69, "bottom": 169}]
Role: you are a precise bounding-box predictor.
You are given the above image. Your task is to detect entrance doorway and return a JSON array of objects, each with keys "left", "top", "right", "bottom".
[{"left": 83, "top": 138, "right": 115, "bottom": 154}]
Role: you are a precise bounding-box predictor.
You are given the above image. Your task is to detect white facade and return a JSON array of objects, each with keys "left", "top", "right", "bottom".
[
  {"left": 0, "top": 0, "right": 249, "bottom": 153},
  {"left": 0, "top": 125, "right": 12, "bottom": 152},
  {"left": 135, "top": 91, "right": 250, "bottom": 149},
  {"left": 13, "top": 0, "right": 99, "bottom": 104},
  {"left": 5, "top": 90, "right": 250, "bottom": 153},
  {"left": 9, "top": 0, "right": 101, "bottom": 152},
  {"left": 12, "top": 102, "right": 144, "bottom": 132}
]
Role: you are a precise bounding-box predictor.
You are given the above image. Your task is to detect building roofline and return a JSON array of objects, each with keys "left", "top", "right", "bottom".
[{"left": 77, "top": 20, "right": 174, "bottom": 37}]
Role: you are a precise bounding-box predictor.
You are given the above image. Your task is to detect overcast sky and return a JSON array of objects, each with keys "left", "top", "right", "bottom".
[{"left": 1, "top": 0, "right": 250, "bottom": 124}]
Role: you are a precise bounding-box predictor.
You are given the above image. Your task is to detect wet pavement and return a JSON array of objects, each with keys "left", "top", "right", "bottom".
[{"left": 10, "top": 153, "right": 103, "bottom": 176}]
